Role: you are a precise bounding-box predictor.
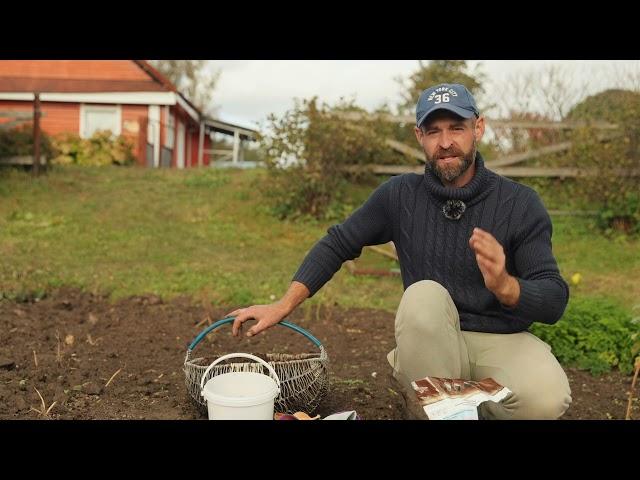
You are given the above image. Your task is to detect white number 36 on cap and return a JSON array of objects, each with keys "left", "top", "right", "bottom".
[{"left": 433, "top": 93, "right": 450, "bottom": 104}]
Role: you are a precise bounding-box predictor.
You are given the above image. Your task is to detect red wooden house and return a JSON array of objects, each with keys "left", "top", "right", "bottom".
[{"left": 0, "top": 60, "right": 256, "bottom": 167}]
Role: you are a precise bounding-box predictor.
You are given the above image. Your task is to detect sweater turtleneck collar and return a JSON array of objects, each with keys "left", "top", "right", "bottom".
[{"left": 423, "top": 151, "right": 490, "bottom": 202}]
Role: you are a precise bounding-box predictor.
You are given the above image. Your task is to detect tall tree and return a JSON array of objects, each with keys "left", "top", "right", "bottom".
[
  {"left": 397, "top": 60, "right": 486, "bottom": 115},
  {"left": 150, "top": 60, "right": 221, "bottom": 116},
  {"left": 390, "top": 61, "right": 488, "bottom": 151}
]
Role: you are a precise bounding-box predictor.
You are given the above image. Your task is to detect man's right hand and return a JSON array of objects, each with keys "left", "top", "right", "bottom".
[
  {"left": 226, "top": 303, "right": 289, "bottom": 338},
  {"left": 226, "top": 281, "right": 310, "bottom": 338}
]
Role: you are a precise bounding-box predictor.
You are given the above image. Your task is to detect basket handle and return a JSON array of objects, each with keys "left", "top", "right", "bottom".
[
  {"left": 199, "top": 352, "right": 281, "bottom": 394},
  {"left": 187, "top": 316, "right": 323, "bottom": 352}
]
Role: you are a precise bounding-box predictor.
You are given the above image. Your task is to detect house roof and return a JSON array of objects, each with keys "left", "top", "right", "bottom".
[
  {"left": 0, "top": 77, "right": 168, "bottom": 93},
  {"left": 0, "top": 60, "right": 175, "bottom": 94},
  {"left": 132, "top": 60, "right": 177, "bottom": 92},
  {"left": 204, "top": 117, "right": 258, "bottom": 141}
]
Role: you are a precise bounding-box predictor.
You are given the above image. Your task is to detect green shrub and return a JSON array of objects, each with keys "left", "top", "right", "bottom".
[
  {"left": 530, "top": 296, "right": 639, "bottom": 375},
  {"left": 261, "top": 97, "right": 390, "bottom": 220},
  {"left": 565, "top": 89, "right": 640, "bottom": 235},
  {"left": 51, "top": 130, "right": 135, "bottom": 166},
  {"left": 0, "top": 124, "right": 54, "bottom": 158}
]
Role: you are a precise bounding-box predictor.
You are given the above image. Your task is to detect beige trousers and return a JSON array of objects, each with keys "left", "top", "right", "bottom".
[{"left": 387, "top": 280, "right": 572, "bottom": 419}]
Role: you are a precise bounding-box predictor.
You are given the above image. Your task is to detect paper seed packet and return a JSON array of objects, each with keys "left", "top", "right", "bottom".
[{"left": 411, "top": 376, "right": 512, "bottom": 420}]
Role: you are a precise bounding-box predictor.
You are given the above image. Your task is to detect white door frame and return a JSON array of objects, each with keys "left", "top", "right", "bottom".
[
  {"left": 148, "top": 105, "right": 161, "bottom": 167},
  {"left": 176, "top": 120, "right": 186, "bottom": 169}
]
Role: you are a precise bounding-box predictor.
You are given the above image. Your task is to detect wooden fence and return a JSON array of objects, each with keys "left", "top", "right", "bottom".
[{"left": 333, "top": 112, "right": 632, "bottom": 178}]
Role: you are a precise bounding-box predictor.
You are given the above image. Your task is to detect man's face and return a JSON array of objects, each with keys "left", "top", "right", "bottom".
[{"left": 414, "top": 111, "right": 485, "bottom": 184}]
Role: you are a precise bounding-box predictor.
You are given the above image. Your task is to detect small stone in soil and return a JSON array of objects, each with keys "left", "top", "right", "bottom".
[
  {"left": 0, "top": 358, "right": 15, "bottom": 370},
  {"left": 82, "top": 382, "right": 103, "bottom": 395},
  {"left": 146, "top": 295, "right": 163, "bottom": 305},
  {"left": 57, "top": 300, "right": 73, "bottom": 310},
  {"left": 14, "top": 396, "right": 27, "bottom": 412}
]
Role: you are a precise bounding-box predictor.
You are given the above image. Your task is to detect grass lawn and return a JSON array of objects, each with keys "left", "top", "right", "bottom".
[{"left": 1, "top": 165, "right": 638, "bottom": 315}]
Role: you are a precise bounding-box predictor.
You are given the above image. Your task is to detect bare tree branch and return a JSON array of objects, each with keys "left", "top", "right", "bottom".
[{"left": 150, "top": 60, "right": 221, "bottom": 116}]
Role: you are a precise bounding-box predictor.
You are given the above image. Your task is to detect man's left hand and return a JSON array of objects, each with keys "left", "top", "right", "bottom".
[{"left": 468, "top": 227, "right": 520, "bottom": 307}]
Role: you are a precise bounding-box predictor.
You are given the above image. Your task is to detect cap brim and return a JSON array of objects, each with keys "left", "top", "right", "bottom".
[{"left": 417, "top": 104, "right": 477, "bottom": 127}]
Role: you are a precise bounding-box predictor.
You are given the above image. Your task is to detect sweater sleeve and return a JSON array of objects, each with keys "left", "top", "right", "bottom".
[
  {"left": 292, "top": 178, "right": 395, "bottom": 297},
  {"left": 503, "top": 191, "right": 569, "bottom": 325}
]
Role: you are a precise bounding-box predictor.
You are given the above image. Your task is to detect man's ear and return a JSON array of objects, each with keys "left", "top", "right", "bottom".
[
  {"left": 474, "top": 116, "right": 485, "bottom": 142},
  {"left": 414, "top": 126, "right": 423, "bottom": 145}
]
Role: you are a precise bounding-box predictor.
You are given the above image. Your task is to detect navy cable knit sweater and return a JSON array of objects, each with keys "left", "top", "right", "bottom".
[{"left": 292, "top": 153, "right": 569, "bottom": 334}]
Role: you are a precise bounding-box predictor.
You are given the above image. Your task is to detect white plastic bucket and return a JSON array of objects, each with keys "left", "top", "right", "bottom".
[{"left": 199, "top": 353, "right": 281, "bottom": 420}]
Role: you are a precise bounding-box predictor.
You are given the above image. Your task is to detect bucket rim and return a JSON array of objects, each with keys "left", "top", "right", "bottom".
[{"left": 202, "top": 371, "right": 280, "bottom": 407}]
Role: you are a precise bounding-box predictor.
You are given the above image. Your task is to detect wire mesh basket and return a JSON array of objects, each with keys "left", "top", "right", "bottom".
[{"left": 184, "top": 317, "right": 329, "bottom": 415}]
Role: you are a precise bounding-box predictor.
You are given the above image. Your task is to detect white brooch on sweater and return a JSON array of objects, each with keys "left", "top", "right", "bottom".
[{"left": 442, "top": 200, "right": 466, "bottom": 220}]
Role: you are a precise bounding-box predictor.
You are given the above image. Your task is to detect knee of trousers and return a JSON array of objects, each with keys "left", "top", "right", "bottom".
[
  {"left": 510, "top": 376, "right": 573, "bottom": 420},
  {"left": 397, "top": 280, "right": 454, "bottom": 335}
]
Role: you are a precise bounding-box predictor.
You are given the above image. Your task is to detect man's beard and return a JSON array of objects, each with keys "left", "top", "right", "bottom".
[{"left": 424, "top": 141, "right": 476, "bottom": 184}]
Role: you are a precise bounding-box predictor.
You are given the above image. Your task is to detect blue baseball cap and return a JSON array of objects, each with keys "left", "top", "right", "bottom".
[{"left": 416, "top": 83, "right": 479, "bottom": 127}]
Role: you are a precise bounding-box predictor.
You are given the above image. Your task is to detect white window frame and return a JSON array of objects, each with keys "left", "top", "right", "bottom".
[{"left": 79, "top": 104, "right": 122, "bottom": 139}]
